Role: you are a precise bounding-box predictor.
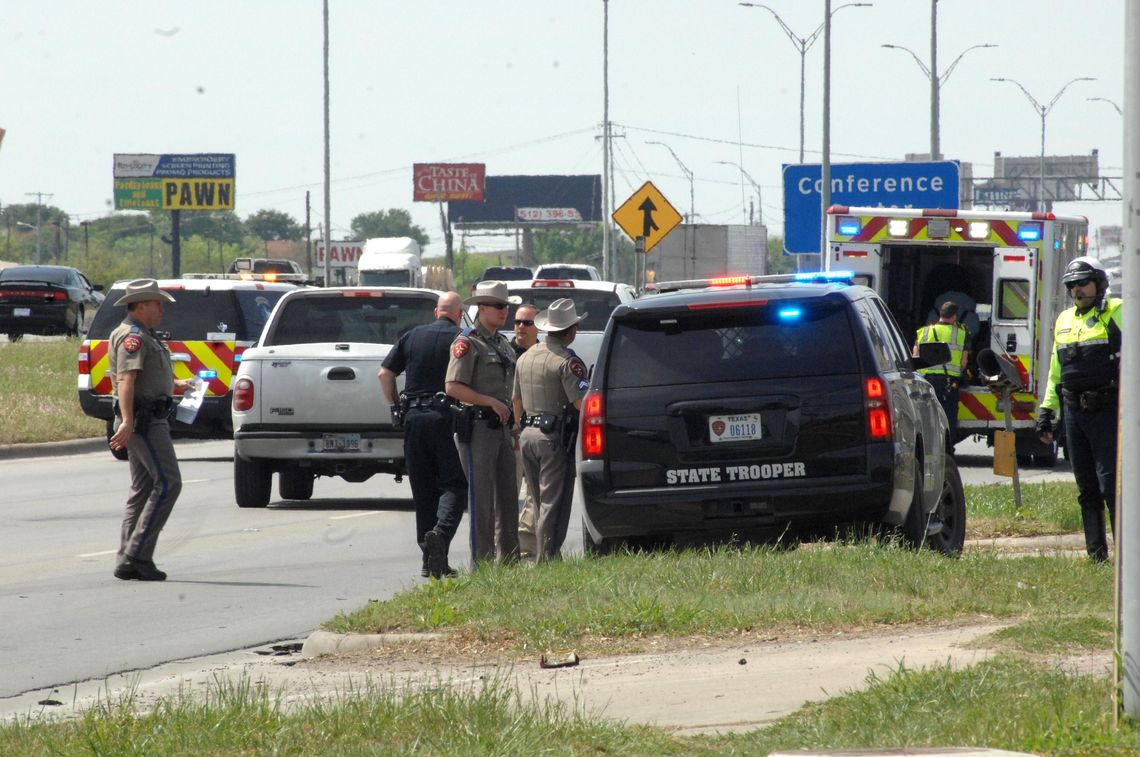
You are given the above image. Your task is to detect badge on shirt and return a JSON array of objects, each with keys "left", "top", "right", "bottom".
[
  {"left": 123, "top": 335, "right": 142, "bottom": 354},
  {"left": 569, "top": 357, "right": 587, "bottom": 380},
  {"left": 452, "top": 337, "right": 471, "bottom": 359}
]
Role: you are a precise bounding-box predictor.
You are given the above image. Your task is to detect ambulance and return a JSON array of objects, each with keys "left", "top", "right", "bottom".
[{"left": 825, "top": 206, "right": 1088, "bottom": 465}]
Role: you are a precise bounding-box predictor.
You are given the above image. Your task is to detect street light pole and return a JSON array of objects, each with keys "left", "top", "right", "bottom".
[
  {"left": 990, "top": 76, "right": 1095, "bottom": 211},
  {"left": 715, "top": 160, "right": 763, "bottom": 225},
  {"left": 646, "top": 141, "right": 694, "bottom": 222},
  {"left": 739, "top": 2, "right": 870, "bottom": 165},
  {"left": 1087, "top": 96, "right": 1123, "bottom": 115}
]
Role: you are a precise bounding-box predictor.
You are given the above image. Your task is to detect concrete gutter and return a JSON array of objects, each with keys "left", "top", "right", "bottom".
[{"left": 0, "top": 437, "right": 106, "bottom": 460}]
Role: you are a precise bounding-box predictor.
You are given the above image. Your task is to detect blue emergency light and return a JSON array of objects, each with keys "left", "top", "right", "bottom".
[
  {"left": 794, "top": 270, "right": 855, "bottom": 283},
  {"left": 777, "top": 307, "right": 803, "bottom": 321},
  {"left": 837, "top": 217, "right": 862, "bottom": 236},
  {"left": 197, "top": 369, "right": 219, "bottom": 380},
  {"left": 1017, "top": 222, "right": 1042, "bottom": 242}
]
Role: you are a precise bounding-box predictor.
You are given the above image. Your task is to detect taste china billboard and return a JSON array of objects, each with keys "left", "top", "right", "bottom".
[{"left": 413, "top": 163, "right": 485, "bottom": 202}]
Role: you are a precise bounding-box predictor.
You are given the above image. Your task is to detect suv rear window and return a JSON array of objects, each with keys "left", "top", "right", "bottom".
[
  {"left": 88, "top": 287, "right": 286, "bottom": 341},
  {"left": 606, "top": 297, "right": 858, "bottom": 389},
  {"left": 481, "top": 266, "right": 533, "bottom": 281},
  {"left": 267, "top": 293, "right": 437, "bottom": 345},
  {"left": 534, "top": 265, "right": 596, "bottom": 280},
  {"left": 507, "top": 291, "right": 621, "bottom": 332}
]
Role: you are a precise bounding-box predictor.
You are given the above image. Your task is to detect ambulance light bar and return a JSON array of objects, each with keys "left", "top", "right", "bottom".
[
  {"left": 837, "top": 217, "right": 861, "bottom": 236},
  {"left": 968, "top": 222, "right": 990, "bottom": 239},
  {"left": 1017, "top": 222, "right": 1042, "bottom": 242}
]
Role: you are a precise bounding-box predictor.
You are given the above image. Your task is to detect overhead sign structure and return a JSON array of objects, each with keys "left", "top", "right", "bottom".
[
  {"left": 414, "top": 163, "right": 485, "bottom": 202},
  {"left": 612, "top": 181, "right": 683, "bottom": 252},
  {"left": 113, "top": 153, "right": 236, "bottom": 211},
  {"left": 782, "top": 161, "right": 960, "bottom": 254}
]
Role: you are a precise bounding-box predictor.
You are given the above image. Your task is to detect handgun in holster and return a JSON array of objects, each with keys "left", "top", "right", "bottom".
[
  {"left": 560, "top": 405, "right": 580, "bottom": 452},
  {"left": 452, "top": 404, "right": 475, "bottom": 444}
]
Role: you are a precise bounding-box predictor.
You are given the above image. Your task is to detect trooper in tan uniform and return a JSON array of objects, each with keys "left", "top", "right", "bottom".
[
  {"left": 509, "top": 302, "right": 541, "bottom": 560},
  {"left": 107, "top": 279, "right": 197, "bottom": 581},
  {"left": 445, "top": 281, "right": 522, "bottom": 565},
  {"left": 512, "top": 298, "right": 589, "bottom": 562}
]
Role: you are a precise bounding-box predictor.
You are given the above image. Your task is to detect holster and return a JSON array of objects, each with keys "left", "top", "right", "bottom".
[
  {"left": 560, "top": 406, "right": 580, "bottom": 452},
  {"left": 452, "top": 404, "right": 475, "bottom": 444}
]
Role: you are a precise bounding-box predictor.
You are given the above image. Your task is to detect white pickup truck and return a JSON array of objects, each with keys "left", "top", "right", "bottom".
[{"left": 230, "top": 286, "right": 447, "bottom": 507}]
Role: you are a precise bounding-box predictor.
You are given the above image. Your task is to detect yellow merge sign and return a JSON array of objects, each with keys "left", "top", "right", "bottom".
[{"left": 612, "top": 181, "right": 683, "bottom": 252}]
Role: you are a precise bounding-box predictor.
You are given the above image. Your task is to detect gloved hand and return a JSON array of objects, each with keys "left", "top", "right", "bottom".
[
  {"left": 390, "top": 404, "right": 405, "bottom": 431},
  {"left": 1035, "top": 407, "right": 1055, "bottom": 436}
]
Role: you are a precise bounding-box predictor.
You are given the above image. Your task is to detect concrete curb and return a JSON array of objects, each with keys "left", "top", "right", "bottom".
[
  {"left": 0, "top": 437, "right": 106, "bottom": 460},
  {"left": 301, "top": 630, "right": 444, "bottom": 659}
]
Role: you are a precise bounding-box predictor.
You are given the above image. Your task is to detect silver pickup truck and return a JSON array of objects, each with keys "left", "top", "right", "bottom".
[{"left": 230, "top": 286, "right": 448, "bottom": 507}]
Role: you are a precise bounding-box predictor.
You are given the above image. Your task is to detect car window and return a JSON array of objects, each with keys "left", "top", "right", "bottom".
[
  {"left": 268, "top": 294, "right": 437, "bottom": 345},
  {"left": 481, "top": 266, "right": 533, "bottom": 282},
  {"left": 88, "top": 287, "right": 292, "bottom": 340},
  {"left": 507, "top": 291, "right": 620, "bottom": 332},
  {"left": 535, "top": 266, "right": 595, "bottom": 280},
  {"left": 1, "top": 267, "right": 70, "bottom": 285},
  {"left": 606, "top": 298, "right": 858, "bottom": 389}
]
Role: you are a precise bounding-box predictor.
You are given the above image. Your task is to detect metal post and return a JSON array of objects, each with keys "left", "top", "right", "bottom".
[
  {"left": 820, "top": 0, "right": 831, "bottom": 263},
  {"left": 602, "top": 0, "right": 611, "bottom": 281},
  {"left": 930, "top": 0, "right": 939, "bottom": 160},
  {"left": 1039, "top": 111, "right": 1047, "bottom": 211},
  {"left": 322, "top": 0, "right": 332, "bottom": 288}
]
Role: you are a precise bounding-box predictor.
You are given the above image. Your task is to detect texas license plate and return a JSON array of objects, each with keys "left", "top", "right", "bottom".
[
  {"left": 14, "top": 308, "right": 30, "bottom": 317},
  {"left": 709, "top": 413, "right": 762, "bottom": 443},
  {"left": 322, "top": 433, "right": 361, "bottom": 452}
]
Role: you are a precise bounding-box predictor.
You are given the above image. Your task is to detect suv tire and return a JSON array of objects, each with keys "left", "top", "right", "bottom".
[
  {"left": 279, "top": 469, "right": 314, "bottom": 501},
  {"left": 926, "top": 458, "right": 966, "bottom": 555},
  {"left": 235, "top": 456, "right": 272, "bottom": 508},
  {"left": 583, "top": 523, "right": 617, "bottom": 556}
]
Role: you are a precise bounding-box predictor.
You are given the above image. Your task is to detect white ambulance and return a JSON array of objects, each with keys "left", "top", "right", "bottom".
[{"left": 825, "top": 206, "right": 1088, "bottom": 465}]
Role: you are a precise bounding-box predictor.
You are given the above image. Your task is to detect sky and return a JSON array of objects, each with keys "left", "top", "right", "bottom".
[{"left": 0, "top": 0, "right": 1127, "bottom": 262}]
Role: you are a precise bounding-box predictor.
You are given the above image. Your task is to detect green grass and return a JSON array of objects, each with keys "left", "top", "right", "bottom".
[
  {"left": 966, "top": 479, "right": 1085, "bottom": 537},
  {"left": 0, "top": 340, "right": 104, "bottom": 444},
  {"left": 325, "top": 543, "right": 1111, "bottom": 654}
]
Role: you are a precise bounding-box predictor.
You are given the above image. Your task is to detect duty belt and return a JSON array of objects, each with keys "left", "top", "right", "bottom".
[
  {"left": 402, "top": 394, "right": 436, "bottom": 411},
  {"left": 521, "top": 413, "right": 560, "bottom": 431},
  {"left": 1061, "top": 386, "right": 1117, "bottom": 411}
]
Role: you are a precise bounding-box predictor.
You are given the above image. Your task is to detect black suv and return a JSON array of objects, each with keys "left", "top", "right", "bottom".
[{"left": 577, "top": 273, "right": 965, "bottom": 555}]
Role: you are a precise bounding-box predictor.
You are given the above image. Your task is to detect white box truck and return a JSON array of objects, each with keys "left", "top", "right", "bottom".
[{"left": 358, "top": 237, "right": 423, "bottom": 287}]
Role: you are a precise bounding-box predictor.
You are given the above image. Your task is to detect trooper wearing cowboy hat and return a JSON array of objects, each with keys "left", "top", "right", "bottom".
[
  {"left": 445, "top": 281, "right": 523, "bottom": 565},
  {"left": 107, "top": 279, "right": 197, "bottom": 581},
  {"left": 512, "top": 298, "right": 590, "bottom": 562}
]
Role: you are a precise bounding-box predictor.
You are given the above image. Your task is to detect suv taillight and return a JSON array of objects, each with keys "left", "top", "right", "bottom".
[
  {"left": 864, "top": 376, "right": 892, "bottom": 440},
  {"left": 78, "top": 340, "right": 91, "bottom": 376},
  {"left": 233, "top": 377, "right": 254, "bottom": 412},
  {"left": 581, "top": 390, "right": 605, "bottom": 459}
]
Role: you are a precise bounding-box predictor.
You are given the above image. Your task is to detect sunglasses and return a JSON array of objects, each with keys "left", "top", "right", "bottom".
[
  {"left": 514, "top": 319, "right": 535, "bottom": 327},
  {"left": 1065, "top": 278, "right": 1093, "bottom": 289},
  {"left": 481, "top": 302, "right": 509, "bottom": 310}
]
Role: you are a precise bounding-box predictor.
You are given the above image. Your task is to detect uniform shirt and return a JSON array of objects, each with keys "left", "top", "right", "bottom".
[
  {"left": 512, "top": 333, "right": 588, "bottom": 415},
  {"left": 1040, "top": 297, "right": 1123, "bottom": 411},
  {"left": 108, "top": 317, "right": 175, "bottom": 403},
  {"left": 915, "top": 322, "right": 968, "bottom": 377},
  {"left": 381, "top": 316, "right": 460, "bottom": 396},
  {"left": 446, "top": 320, "right": 516, "bottom": 404}
]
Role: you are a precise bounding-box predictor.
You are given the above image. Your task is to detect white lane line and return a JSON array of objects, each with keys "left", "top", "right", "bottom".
[
  {"left": 183, "top": 479, "right": 211, "bottom": 484},
  {"left": 328, "top": 512, "right": 381, "bottom": 521},
  {"left": 77, "top": 550, "right": 118, "bottom": 558}
]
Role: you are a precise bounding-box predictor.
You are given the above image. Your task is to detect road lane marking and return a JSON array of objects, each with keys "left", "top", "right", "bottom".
[
  {"left": 77, "top": 550, "right": 117, "bottom": 558},
  {"left": 329, "top": 512, "right": 381, "bottom": 521}
]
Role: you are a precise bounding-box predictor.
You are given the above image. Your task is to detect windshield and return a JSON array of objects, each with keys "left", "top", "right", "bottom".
[
  {"left": 606, "top": 298, "right": 858, "bottom": 389},
  {"left": 359, "top": 270, "right": 414, "bottom": 286}
]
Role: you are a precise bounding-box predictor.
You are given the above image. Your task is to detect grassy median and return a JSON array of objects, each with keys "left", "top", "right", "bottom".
[{"left": 0, "top": 340, "right": 104, "bottom": 444}]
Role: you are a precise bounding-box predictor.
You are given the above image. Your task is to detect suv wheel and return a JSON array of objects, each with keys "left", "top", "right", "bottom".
[
  {"left": 279, "top": 469, "right": 314, "bottom": 501},
  {"left": 583, "top": 522, "right": 617, "bottom": 556},
  {"left": 901, "top": 457, "right": 929, "bottom": 550},
  {"left": 926, "top": 458, "right": 966, "bottom": 556},
  {"left": 235, "top": 456, "right": 272, "bottom": 508},
  {"left": 106, "top": 420, "right": 129, "bottom": 461}
]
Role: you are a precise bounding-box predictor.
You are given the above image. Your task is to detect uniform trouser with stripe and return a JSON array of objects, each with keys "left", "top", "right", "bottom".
[
  {"left": 404, "top": 408, "right": 467, "bottom": 558},
  {"left": 455, "top": 421, "right": 519, "bottom": 564},
  {"left": 516, "top": 451, "right": 537, "bottom": 557},
  {"left": 1062, "top": 401, "right": 1118, "bottom": 561},
  {"left": 519, "top": 427, "right": 575, "bottom": 561},
  {"left": 117, "top": 417, "right": 182, "bottom": 565}
]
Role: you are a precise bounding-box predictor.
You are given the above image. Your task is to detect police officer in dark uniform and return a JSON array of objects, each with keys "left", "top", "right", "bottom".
[
  {"left": 445, "top": 281, "right": 522, "bottom": 566},
  {"left": 108, "top": 279, "right": 196, "bottom": 581},
  {"left": 512, "top": 298, "right": 589, "bottom": 562},
  {"left": 379, "top": 291, "right": 467, "bottom": 579},
  {"left": 1037, "top": 256, "right": 1122, "bottom": 562}
]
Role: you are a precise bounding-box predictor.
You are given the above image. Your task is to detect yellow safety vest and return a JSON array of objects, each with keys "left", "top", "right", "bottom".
[{"left": 915, "top": 322, "right": 966, "bottom": 377}]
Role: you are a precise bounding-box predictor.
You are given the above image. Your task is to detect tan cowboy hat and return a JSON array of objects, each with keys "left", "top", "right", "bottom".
[
  {"left": 534, "top": 298, "right": 587, "bottom": 332},
  {"left": 464, "top": 280, "right": 523, "bottom": 306},
  {"left": 114, "top": 278, "right": 177, "bottom": 306}
]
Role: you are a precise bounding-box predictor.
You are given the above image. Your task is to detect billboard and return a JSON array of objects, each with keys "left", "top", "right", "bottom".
[
  {"left": 113, "top": 153, "right": 236, "bottom": 211},
  {"left": 449, "top": 175, "right": 602, "bottom": 225},
  {"left": 414, "top": 163, "right": 485, "bottom": 202},
  {"left": 315, "top": 240, "right": 364, "bottom": 269},
  {"left": 782, "top": 161, "right": 960, "bottom": 254}
]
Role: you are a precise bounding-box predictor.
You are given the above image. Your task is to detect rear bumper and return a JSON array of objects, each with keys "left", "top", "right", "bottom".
[
  {"left": 78, "top": 391, "right": 235, "bottom": 438},
  {"left": 233, "top": 426, "right": 404, "bottom": 472},
  {"left": 0, "top": 305, "right": 73, "bottom": 334}
]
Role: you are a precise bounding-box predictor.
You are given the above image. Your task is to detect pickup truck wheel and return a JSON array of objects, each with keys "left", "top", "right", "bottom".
[
  {"left": 280, "top": 469, "right": 314, "bottom": 501},
  {"left": 926, "top": 458, "right": 966, "bottom": 556},
  {"left": 106, "top": 420, "right": 129, "bottom": 461},
  {"left": 235, "top": 456, "right": 271, "bottom": 508}
]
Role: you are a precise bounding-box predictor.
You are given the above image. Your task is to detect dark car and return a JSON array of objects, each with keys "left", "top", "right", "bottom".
[
  {"left": 79, "top": 278, "right": 298, "bottom": 458},
  {"left": 0, "top": 264, "right": 104, "bottom": 340},
  {"left": 577, "top": 273, "right": 966, "bottom": 555}
]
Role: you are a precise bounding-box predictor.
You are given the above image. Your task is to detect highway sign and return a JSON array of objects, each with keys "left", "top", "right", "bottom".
[
  {"left": 782, "top": 161, "right": 959, "bottom": 254},
  {"left": 612, "top": 181, "right": 683, "bottom": 252}
]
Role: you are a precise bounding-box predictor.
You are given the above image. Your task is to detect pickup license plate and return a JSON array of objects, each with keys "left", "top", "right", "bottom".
[
  {"left": 14, "top": 308, "right": 31, "bottom": 317},
  {"left": 322, "top": 433, "right": 361, "bottom": 452},
  {"left": 709, "top": 413, "right": 762, "bottom": 443}
]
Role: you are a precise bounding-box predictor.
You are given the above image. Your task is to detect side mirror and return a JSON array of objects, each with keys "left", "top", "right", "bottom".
[
  {"left": 976, "top": 348, "right": 1026, "bottom": 391},
  {"left": 914, "top": 342, "right": 951, "bottom": 369}
]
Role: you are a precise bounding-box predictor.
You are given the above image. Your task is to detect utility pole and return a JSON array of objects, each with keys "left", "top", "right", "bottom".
[
  {"left": 601, "top": 0, "right": 612, "bottom": 281},
  {"left": 25, "top": 191, "right": 52, "bottom": 265},
  {"left": 322, "top": 0, "right": 332, "bottom": 288},
  {"left": 305, "top": 190, "right": 312, "bottom": 276}
]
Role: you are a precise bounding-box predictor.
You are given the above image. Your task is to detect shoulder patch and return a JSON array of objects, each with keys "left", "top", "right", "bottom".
[
  {"left": 569, "top": 357, "right": 587, "bottom": 379},
  {"left": 123, "top": 335, "right": 142, "bottom": 354},
  {"left": 452, "top": 337, "right": 472, "bottom": 359}
]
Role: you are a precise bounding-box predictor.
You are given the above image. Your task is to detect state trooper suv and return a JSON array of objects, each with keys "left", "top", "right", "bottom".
[{"left": 577, "top": 273, "right": 966, "bottom": 555}]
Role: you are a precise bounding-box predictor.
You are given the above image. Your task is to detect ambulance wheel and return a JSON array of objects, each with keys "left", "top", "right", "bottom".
[
  {"left": 235, "top": 456, "right": 271, "bottom": 508},
  {"left": 106, "top": 420, "right": 129, "bottom": 461},
  {"left": 279, "top": 469, "right": 314, "bottom": 501}
]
